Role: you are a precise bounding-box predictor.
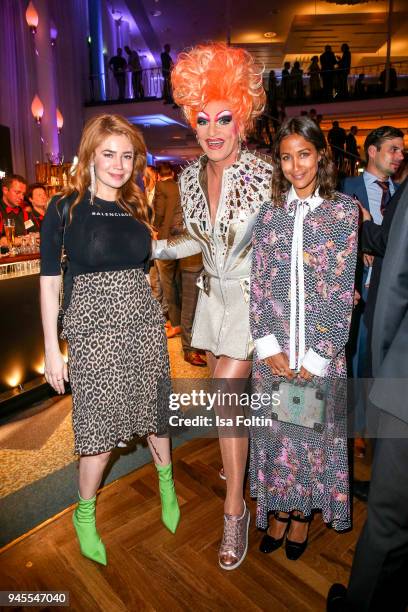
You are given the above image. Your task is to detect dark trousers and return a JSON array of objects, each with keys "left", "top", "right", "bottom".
[
  {"left": 162, "top": 72, "right": 173, "bottom": 103},
  {"left": 114, "top": 73, "right": 126, "bottom": 99},
  {"left": 347, "top": 411, "right": 408, "bottom": 611},
  {"left": 156, "top": 260, "right": 181, "bottom": 327},
  {"left": 150, "top": 261, "right": 168, "bottom": 317},
  {"left": 180, "top": 269, "right": 201, "bottom": 353},
  {"left": 322, "top": 72, "right": 334, "bottom": 98},
  {"left": 132, "top": 71, "right": 144, "bottom": 100}
]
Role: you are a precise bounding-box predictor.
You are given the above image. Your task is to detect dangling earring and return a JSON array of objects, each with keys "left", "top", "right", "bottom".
[
  {"left": 89, "top": 163, "right": 96, "bottom": 204},
  {"left": 195, "top": 132, "right": 199, "bottom": 143},
  {"left": 236, "top": 133, "right": 243, "bottom": 160}
]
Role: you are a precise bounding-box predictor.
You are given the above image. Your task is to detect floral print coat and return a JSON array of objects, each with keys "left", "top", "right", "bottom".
[{"left": 249, "top": 191, "right": 358, "bottom": 530}]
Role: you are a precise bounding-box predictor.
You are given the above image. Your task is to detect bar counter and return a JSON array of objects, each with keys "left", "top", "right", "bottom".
[{"left": 0, "top": 254, "right": 47, "bottom": 397}]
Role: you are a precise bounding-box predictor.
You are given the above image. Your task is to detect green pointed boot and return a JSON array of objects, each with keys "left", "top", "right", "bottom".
[
  {"left": 72, "top": 493, "right": 107, "bottom": 566},
  {"left": 156, "top": 463, "right": 180, "bottom": 534}
]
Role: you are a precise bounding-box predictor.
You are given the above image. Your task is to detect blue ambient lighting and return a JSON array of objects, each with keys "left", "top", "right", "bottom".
[{"left": 129, "top": 114, "right": 187, "bottom": 128}]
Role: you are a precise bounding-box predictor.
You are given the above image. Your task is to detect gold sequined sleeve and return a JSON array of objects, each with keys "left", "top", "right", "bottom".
[{"left": 152, "top": 231, "right": 202, "bottom": 260}]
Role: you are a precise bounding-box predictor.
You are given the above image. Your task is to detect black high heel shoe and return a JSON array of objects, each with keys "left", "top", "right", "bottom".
[
  {"left": 285, "top": 513, "right": 312, "bottom": 560},
  {"left": 259, "top": 512, "right": 290, "bottom": 554}
]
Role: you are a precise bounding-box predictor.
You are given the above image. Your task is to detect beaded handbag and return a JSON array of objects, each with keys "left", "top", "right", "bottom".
[{"left": 270, "top": 380, "right": 326, "bottom": 432}]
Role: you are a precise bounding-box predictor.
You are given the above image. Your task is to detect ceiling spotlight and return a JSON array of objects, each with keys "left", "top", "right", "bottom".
[
  {"left": 264, "top": 32, "right": 277, "bottom": 39},
  {"left": 151, "top": 10, "right": 162, "bottom": 17}
]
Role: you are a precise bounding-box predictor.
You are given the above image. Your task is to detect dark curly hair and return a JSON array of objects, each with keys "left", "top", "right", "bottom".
[{"left": 271, "top": 116, "right": 337, "bottom": 206}]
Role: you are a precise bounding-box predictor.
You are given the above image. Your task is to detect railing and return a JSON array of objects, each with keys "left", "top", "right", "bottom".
[
  {"left": 86, "top": 61, "right": 408, "bottom": 106},
  {"left": 87, "top": 67, "right": 164, "bottom": 103},
  {"left": 266, "top": 60, "right": 408, "bottom": 105},
  {"left": 330, "top": 145, "right": 363, "bottom": 177}
]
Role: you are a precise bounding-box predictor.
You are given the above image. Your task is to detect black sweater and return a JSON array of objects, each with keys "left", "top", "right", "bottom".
[{"left": 40, "top": 192, "right": 151, "bottom": 277}]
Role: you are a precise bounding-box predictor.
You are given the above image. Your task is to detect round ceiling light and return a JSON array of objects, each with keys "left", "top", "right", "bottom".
[{"left": 264, "top": 32, "right": 277, "bottom": 38}]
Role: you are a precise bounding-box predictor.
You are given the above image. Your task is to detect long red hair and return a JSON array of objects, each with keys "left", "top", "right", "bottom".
[{"left": 59, "top": 114, "right": 153, "bottom": 230}]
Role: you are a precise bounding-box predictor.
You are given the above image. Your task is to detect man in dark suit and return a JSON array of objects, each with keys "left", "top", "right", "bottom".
[
  {"left": 327, "top": 179, "right": 408, "bottom": 611},
  {"left": 153, "top": 164, "right": 206, "bottom": 366},
  {"left": 320, "top": 44, "right": 337, "bottom": 99},
  {"left": 153, "top": 163, "right": 182, "bottom": 339},
  {"left": 341, "top": 126, "right": 404, "bottom": 472}
]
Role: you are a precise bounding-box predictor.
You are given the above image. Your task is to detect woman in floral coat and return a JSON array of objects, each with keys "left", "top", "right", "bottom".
[{"left": 249, "top": 116, "right": 358, "bottom": 560}]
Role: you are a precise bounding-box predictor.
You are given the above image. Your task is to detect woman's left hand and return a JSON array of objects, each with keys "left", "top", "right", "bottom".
[{"left": 297, "top": 366, "right": 313, "bottom": 382}]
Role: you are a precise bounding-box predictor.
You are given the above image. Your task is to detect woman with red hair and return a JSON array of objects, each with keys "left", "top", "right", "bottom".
[
  {"left": 154, "top": 43, "right": 273, "bottom": 570},
  {"left": 40, "top": 114, "right": 180, "bottom": 566}
]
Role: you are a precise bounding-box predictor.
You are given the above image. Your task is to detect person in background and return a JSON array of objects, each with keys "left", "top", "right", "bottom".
[
  {"left": 179, "top": 250, "right": 207, "bottom": 367},
  {"left": 328, "top": 120, "right": 347, "bottom": 168},
  {"left": 256, "top": 109, "right": 273, "bottom": 151},
  {"left": 168, "top": 195, "right": 207, "bottom": 367},
  {"left": 290, "top": 61, "right": 304, "bottom": 100},
  {"left": 308, "top": 56, "right": 321, "bottom": 99},
  {"left": 320, "top": 45, "right": 337, "bottom": 99},
  {"left": 336, "top": 43, "right": 351, "bottom": 98},
  {"left": 327, "top": 179, "right": 408, "bottom": 612},
  {"left": 394, "top": 151, "right": 408, "bottom": 184},
  {"left": 108, "top": 48, "right": 127, "bottom": 100},
  {"left": 27, "top": 183, "right": 47, "bottom": 229},
  {"left": 144, "top": 166, "right": 168, "bottom": 320},
  {"left": 250, "top": 116, "right": 358, "bottom": 561},
  {"left": 161, "top": 44, "right": 174, "bottom": 104},
  {"left": 354, "top": 73, "right": 366, "bottom": 97},
  {"left": 153, "top": 162, "right": 182, "bottom": 338},
  {"left": 281, "top": 61, "right": 291, "bottom": 101},
  {"left": 341, "top": 126, "right": 404, "bottom": 483},
  {"left": 267, "top": 70, "right": 279, "bottom": 132},
  {"left": 345, "top": 126, "right": 360, "bottom": 176},
  {"left": 379, "top": 63, "right": 398, "bottom": 94},
  {"left": 268, "top": 70, "right": 278, "bottom": 108},
  {"left": 40, "top": 114, "right": 180, "bottom": 567},
  {"left": 0, "top": 174, "right": 35, "bottom": 247},
  {"left": 143, "top": 165, "right": 157, "bottom": 207},
  {"left": 124, "top": 45, "right": 144, "bottom": 101}
]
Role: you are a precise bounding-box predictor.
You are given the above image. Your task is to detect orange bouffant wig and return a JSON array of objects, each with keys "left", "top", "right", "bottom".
[{"left": 171, "top": 43, "right": 265, "bottom": 135}]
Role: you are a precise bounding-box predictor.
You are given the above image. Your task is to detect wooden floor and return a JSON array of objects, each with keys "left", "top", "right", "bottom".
[{"left": 0, "top": 438, "right": 367, "bottom": 612}]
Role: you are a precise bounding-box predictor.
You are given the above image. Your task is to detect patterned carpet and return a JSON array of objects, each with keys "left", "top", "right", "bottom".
[{"left": 0, "top": 336, "right": 209, "bottom": 547}]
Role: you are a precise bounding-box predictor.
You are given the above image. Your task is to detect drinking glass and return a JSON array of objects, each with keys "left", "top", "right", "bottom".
[{"left": 4, "top": 219, "right": 16, "bottom": 251}]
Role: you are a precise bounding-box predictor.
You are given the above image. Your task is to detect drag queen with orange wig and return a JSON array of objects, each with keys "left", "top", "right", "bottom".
[{"left": 153, "top": 43, "right": 273, "bottom": 570}]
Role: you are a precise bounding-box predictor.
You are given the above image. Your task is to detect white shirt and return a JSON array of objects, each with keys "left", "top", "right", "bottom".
[
  {"left": 363, "top": 170, "right": 396, "bottom": 224},
  {"left": 146, "top": 186, "right": 155, "bottom": 206},
  {"left": 254, "top": 186, "right": 331, "bottom": 377}
]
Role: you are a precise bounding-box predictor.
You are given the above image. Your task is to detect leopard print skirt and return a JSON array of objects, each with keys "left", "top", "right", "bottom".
[{"left": 61, "top": 268, "right": 171, "bottom": 455}]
